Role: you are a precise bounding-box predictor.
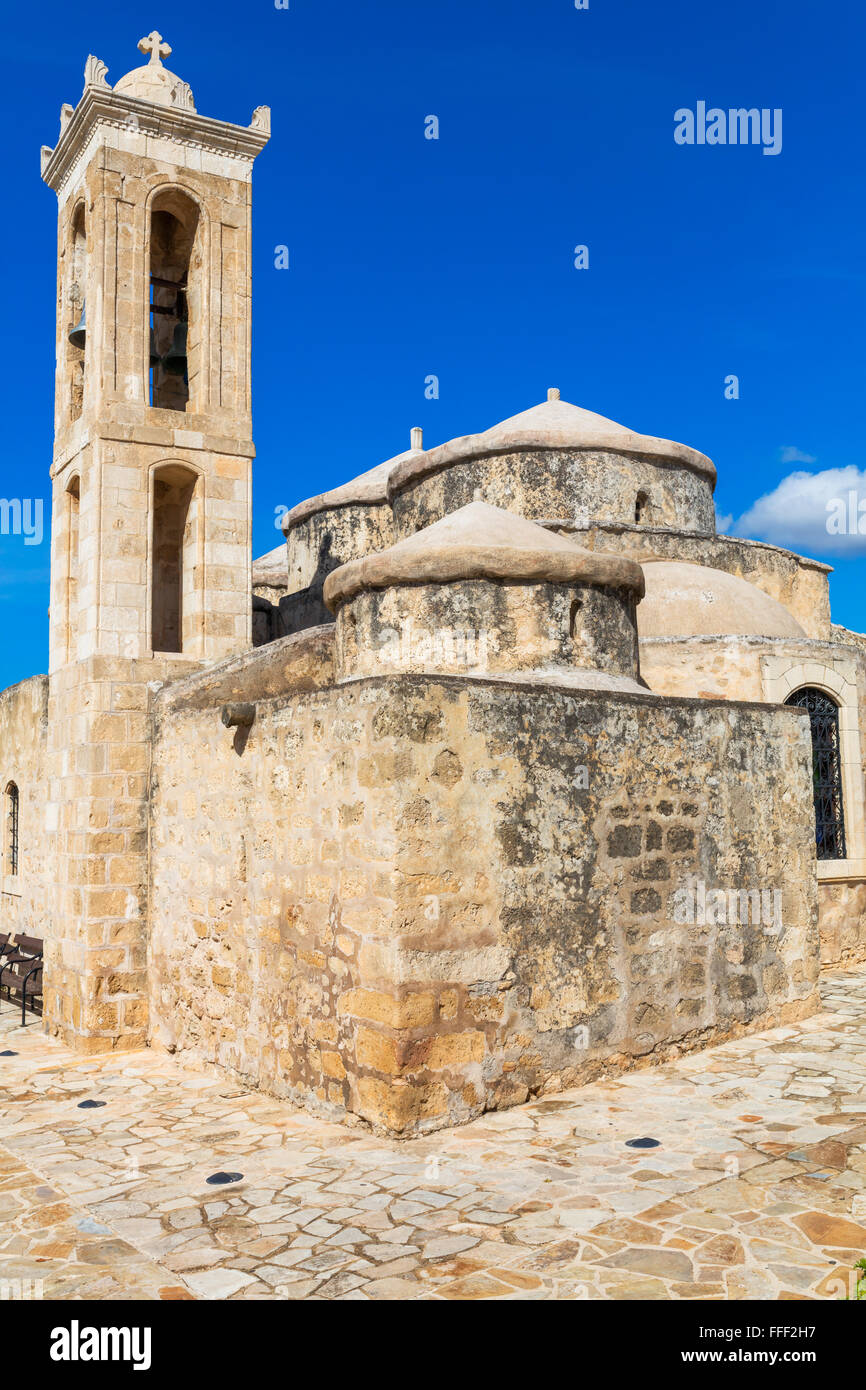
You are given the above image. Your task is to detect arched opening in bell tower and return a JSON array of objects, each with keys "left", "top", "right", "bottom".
[
  {"left": 148, "top": 191, "right": 201, "bottom": 413},
  {"left": 68, "top": 203, "right": 87, "bottom": 421},
  {"left": 65, "top": 474, "right": 80, "bottom": 662},
  {"left": 151, "top": 463, "right": 201, "bottom": 654}
]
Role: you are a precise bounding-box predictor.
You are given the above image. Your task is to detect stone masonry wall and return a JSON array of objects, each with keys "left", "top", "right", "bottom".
[
  {"left": 286, "top": 504, "right": 394, "bottom": 597},
  {"left": 818, "top": 882, "right": 866, "bottom": 969},
  {"left": 45, "top": 653, "right": 199, "bottom": 1052},
  {"left": 0, "top": 676, "right": 51, "bottom": 943},
  {"left": 336, "top": 580, "right": 640, "bottom": 684},
  {"left": 639, "top": 636, "right": 770, "bottom": 702},
  {"left": 148, "top": 667, "right": 819, "bottom": 1136},
  {"left": 283, "top": 503, "right": 394, "bottom": 633},
  {"left": 639, "top": 633, "right": 866, "bottom": 968},
  {"left": 391, "top": 449, "right": 717, "bottom": 541}
]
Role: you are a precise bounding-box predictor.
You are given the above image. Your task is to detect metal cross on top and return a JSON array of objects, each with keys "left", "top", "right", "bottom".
[{"left": 137, "top": 31, "right": 172, "bottom": 66}]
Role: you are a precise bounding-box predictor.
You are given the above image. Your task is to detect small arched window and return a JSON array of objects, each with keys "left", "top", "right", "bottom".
[
  {"left": 634, "top": 491, "right": 650, "bottom": 525},
  {"left": 152, "top": 463, "right": 200, "bottom": 653},
  {"left": 5, "top": 783, "right": 19, "bottom": 877},
  {"left": 785, "top": 687, "right": 847, "bottom": 859}
]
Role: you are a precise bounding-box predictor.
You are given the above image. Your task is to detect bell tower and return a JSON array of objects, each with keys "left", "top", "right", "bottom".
[{"left": 40, "top": 34, "right": 270, "bottom": 1050}]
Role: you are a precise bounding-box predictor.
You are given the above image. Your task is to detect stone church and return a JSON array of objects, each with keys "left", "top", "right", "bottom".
[{"left": 1, "top": 34, "right": 863, "bottom": 1135}]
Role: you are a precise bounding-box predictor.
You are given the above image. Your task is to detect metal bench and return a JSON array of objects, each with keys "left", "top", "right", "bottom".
[
  {"left": 0, "top": 934, "right": 43, "bottom": 1025},
  {"left": 0, "top": 933, "right": 20, "bottom": 977}
]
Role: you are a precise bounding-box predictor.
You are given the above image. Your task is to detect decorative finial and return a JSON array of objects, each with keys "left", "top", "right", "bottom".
[
  {"left": 547, "top": 387, "right": 560, "bottom": 401},
  {"left": 410, "top": 427, "right": 423, "bottom": 451},
  {"left": 84, "top": 55, "right": 110, "bottom": 89},
  {"left": 138, "top": 31, "right": 172, "bottom": 66},
  {"left": 251, "top": 106, "right": 271, "bottom": 134},
  {"left": 173, "top": 81, "right": 196, "bottom": 111}
]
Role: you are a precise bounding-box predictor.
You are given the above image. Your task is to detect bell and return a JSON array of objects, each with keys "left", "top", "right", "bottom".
[
  {"left": 68, "top": 304, "right": 86, "bottom": 351},
  {"left": 161, "top": 321, "right": 187, "bottom": 377},
  {"left": 149, "top": 326, "right": 160, "bottom": 367}
]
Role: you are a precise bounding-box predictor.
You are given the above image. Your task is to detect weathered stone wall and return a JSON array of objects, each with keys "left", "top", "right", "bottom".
[
  {"left": 45, "top": 629, "right": 337, "bottom": 1053},
  {"left": 640, "top": 633, "right": 866, "bottom": 969},
  {"left": 818, "top": 881, "right": 866, "bottom": 968},
  {"left": 567, "top": 523, "right": 831, "bottom": 639},
  {"left": 45, "top": 653, "right": 202, "bottom": 1052},
  {"left": 832, "top": 625, "right": 866, "bottom": 658},
  {"left": 335, "top": 580, "right": 641, "bottom": 684},
  {"left": 148, "top": 668, "right": 819, "bottom": 1136},
  {"left": 0, "top": 676, "right": 50, "bottom": 943},
  {"left": 391, "top": 449, "right": 717, "bottom": 540},
  {"left": 640, "top": 635, "right": 770, "bottom": 702},
  {"left": 284, "top": 503, "right": 394, "bottom": 630},
  {"left": 287, "top": 504, "right": 395, "bottom": 595}
]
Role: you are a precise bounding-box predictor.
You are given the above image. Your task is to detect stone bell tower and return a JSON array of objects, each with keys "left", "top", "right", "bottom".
[{"left": 40, "top": 33, "right": 270, "bottom": 1050}]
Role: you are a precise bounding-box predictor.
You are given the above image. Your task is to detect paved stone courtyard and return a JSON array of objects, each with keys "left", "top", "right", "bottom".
[{"left": 2, "top": 970, "right": 866, "bottom": 1301}]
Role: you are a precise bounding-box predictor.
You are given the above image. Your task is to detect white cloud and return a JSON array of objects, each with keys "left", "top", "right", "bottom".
[
  {"left": 714, "top": 508, "right": 733, "bottom": 534},
  {"left": 779, "top": 446, "right": 816, "bottom": 464},
  {"left": 733, "top": 466, "right": 866, "bottom": 556}
]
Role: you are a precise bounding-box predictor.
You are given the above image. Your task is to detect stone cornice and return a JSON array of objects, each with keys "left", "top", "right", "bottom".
[
  {"left": 389, "top": 431, "right": 717, "bottom": 498},
  {"left": 41, "top": 87, "right": 270, "bottom": 193},
  {"left": 51, "top": 422, "right": 256, "bottom": 476}
]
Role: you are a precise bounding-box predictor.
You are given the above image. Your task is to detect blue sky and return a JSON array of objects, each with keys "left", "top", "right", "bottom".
[{"left": 1, "top": 0, "right": 863, "bottom": 689}]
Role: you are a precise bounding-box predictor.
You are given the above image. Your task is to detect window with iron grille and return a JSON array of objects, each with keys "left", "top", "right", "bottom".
[
  {"left": 785, "top": 688, "right": 846, "bottom": 860},
  {"left": 5, "top": 782, "right": 18, "bottom": 877}
]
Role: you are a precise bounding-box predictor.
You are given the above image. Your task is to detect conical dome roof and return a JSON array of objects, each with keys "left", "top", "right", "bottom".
[
  {"left": 638, "top": 562, "right": 806, "bottom": 639},
  {"left": 113, "top": 32, "right": 195, "bottom": 111},
  {"left": 389, "top": 389, "right": 715, "bottom": 496},
  {"left": 284, "top": 439, "right": 424, "bottom": 532}
]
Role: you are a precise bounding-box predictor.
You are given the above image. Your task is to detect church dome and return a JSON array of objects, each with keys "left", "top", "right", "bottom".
[
  {"left": 638, "top": 561, "right": 805, "bottom": 639},
  {"left": 113, "top": 32, "right": 195, "bottom": 111},
  {"left": 325, "top": 502, "right": 645, "bottom": 690},
  {"left": 284, "top": 439, "right": 423, "bottom": 532},
  {"left": 389, "top": 389, "right": 715, "bottom": 494},
  {"left": 324, "top": 499, "right": 644, "bottom": 608}
]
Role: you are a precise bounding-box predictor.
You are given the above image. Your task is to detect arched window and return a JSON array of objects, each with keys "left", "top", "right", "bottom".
[
  {"left": 68, "top": 203, "right": 87, "bottom": 421},
  {"left": 65, "top": 475, "right": 80, "bottom": 662},
  {"left": 634, "top": 491, "right": 650, "bottom": 525},
  {"left": 152, "top": 464, "right": 200, "bottom": 653},
  {"left": 785, "top": 687, "right": 846, "bottom": 859},
  {"left": 148, "top": 191, "right": 201, "bottom": 412},
  {"left": 5, "top": 783, "right": 19, "bottom": 877}
]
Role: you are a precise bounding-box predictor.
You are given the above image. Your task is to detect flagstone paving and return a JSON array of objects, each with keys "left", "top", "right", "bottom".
[{"left": 2, "top": 970, "right": 866, "bottom": 1300}]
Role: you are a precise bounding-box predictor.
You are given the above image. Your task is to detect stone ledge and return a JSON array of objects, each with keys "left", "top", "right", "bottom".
[
  {"left": 42, "top": 87, "right": 270, "bottom": 194},
  {"left": 152, "top": 625, "right": 335, "bottom": 712}
]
